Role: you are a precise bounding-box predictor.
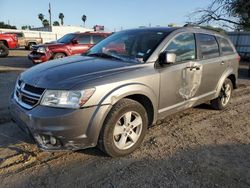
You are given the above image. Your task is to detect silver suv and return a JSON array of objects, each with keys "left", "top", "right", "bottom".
[{"left": 10, "top": 27, "right": 239, "bottom": 157}]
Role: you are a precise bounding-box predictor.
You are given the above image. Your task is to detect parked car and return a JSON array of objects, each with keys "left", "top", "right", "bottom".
[
  {"left": 0, "top": 33, "right": 18, "bottom": 57},
  {"left": 5, "top": 32, "right": 43, "bottom": 50},
  {"left": 10, "top": 27, "right": 239, "bottom": 157},
  {"left": 28, "top": 32, "right": 110, "bottom": 63}
]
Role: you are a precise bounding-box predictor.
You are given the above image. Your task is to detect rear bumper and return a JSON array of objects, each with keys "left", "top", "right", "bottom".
[{"left": 10, "top": 96, "right": 111, "bottom": 151}]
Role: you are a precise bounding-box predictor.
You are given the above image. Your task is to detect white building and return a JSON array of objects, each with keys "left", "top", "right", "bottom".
[{"left": 0, "top": 25, "right": 94, "bottom": 43}]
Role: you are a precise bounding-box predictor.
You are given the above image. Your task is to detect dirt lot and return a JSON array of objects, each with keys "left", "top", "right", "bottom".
[{"left": 0, "top": 50, "right": 249, "bottom": 188}]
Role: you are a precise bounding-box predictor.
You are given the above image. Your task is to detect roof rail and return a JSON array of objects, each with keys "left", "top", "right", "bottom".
[{"left": 183, "top": 24, "right": 226, "bottom": 34}]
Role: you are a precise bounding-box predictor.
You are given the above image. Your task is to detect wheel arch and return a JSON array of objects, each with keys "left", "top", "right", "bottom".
[
  {"left": 215, "top": 68, "right": 237, "bottom": 97},
  {"left": 86, "top": 83, "right": 158, "bottom": 146},
  {"left": 99, "top": 83, "right": 158, "bottom": 125},
  {"left": 51, "top": 51, "right": 68, "bottom": 59},
  {"left": 124, "top": 94, "right": 154, "bottom": 127},
  {"left": 0, "top": 40, "right": 8, "bottom": 48},
  {"left": 227, "top": 74, "right": 237, "bottom": 89}
]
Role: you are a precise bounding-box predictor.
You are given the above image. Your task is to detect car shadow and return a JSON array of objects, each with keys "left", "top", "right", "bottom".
[
  {"left": 0, "top": 121, "right": 34, "bottom": 148},
  {"left": 77, "top": 147, "right": 108, "bottom": 158},
  {"left": 194, "top": 103, "right": 214, "bottom": 110}
]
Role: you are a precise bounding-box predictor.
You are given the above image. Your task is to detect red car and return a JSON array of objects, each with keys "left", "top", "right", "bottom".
[
  {"left": 28, "top": 32, "right": 111, "bottom": 63},
  {"left": 0, "top": 33, "right": 18, "bottom": 57}
]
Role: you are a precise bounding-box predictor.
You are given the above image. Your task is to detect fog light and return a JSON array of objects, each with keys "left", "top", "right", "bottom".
[{"left": 50, "top": 136, "right": 57, "bottom": 145}]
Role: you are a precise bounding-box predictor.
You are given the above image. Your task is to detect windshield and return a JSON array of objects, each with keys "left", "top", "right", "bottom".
[
  {"left": 85, "top": 30, "right": 170, "bottom": 63},
  {"left": 57, "top": 34, "right": 75, "bottom": 44}
]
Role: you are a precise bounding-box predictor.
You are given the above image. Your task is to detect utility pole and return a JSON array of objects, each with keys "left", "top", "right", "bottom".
[{"left": 48, "top": 3, "right": 52, "bottom": 27}]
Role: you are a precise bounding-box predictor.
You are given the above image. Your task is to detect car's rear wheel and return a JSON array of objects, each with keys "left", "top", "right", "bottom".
[
  {"left": 98, "top": 98, "right": 148, "bottom": 157},
  {"left": 0, "top": 44, "right": 9, "bottom": 58},
  {"left": 53, "top": 53, "right": 66, "bottom": 59},
  {"left": 211, "top": 78, "right": 233, "bottom": 110},
  {"left": 25, "top": 42, "right": 36, "bottom": 50}
]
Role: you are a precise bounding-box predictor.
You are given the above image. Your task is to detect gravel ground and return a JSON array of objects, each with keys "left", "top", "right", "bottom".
[{"left": 0, "top": 50, "right": 249, "bottom": 188}]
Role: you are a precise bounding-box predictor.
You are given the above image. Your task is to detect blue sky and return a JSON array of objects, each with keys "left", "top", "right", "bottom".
[{"left": 0, "top": 0, "right": 211, "bottom": 31}]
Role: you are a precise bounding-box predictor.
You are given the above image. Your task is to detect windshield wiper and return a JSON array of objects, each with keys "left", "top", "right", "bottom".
[{"left": 86, "top": 52, "right": 124, "bottom": 61}]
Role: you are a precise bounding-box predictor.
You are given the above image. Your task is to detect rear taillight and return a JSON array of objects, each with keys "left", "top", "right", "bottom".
[{"left": 237, "top": 55, "right": 241, "bottom": 63}]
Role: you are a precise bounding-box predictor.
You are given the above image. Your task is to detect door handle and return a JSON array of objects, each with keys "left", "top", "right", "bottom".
[{"left": 186, "top": 66, "right": 200, "bottom": 71}]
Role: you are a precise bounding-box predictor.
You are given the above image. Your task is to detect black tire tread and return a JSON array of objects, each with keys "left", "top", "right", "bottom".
[
  {"left": 211, "top": 78, "right": 233, "bottom": 110},
  {"left": 98, "top": 98, "right": 148, "bottom": 157},
  {"left": 0, "top": 44, "right": 9, "bottom": 58},
  {"left": 53, "top": 52, "right": 66, "bottom": 59}
]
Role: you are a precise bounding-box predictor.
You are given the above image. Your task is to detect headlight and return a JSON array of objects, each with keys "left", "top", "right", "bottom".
[
  {"left": 37, "top": 46, "right": 46, "bottom": 53},
  {"left": 40, "top": 88, "right": 95, "bottom": 109}
]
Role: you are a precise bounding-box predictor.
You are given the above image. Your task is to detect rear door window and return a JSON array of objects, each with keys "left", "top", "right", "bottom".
[
  {"left": 92, "top": 35, "right": 105, "bottom": 44},
  {"left": 165, "top": 33, "right": 196, "bottom": 62},
  {"left": 217, "top": 37, "right": 234, "bottom": 55},
  {"left": 197, "top": 34, "right": 220, "bottom": 59},
  {"left": 77, "top": 35, "right": 91, "bottom": 44}
]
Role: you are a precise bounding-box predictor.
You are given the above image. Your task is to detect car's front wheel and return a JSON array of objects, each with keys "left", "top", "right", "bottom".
[
  {"left": 211, "top": 78, "right": 233, "bottom": 110},
  {"left": 98, "top": 98, "right": 148, "bottom": 157},
  {"left": 53, "top": 53, "right": 66, "bottom": 59}
]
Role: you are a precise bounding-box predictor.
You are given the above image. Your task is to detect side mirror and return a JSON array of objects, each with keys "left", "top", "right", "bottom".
[
  {"left": 158, "top": 51, "right": 176, "bottom": 65},
  {"left": 71, "top": 38, "right": 79, "bottom": 44}
]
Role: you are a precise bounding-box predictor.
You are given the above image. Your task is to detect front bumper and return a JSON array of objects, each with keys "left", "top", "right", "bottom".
[
  {"left": 10, "top": 97, "right": 108, "bottom": 151},
  {"left": 28, "top": 52, "right": 51, "bottom": 64}
]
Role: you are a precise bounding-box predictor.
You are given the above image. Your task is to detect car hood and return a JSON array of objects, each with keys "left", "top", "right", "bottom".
[
  {"left": 21, "top": 55, "right": 141, "bottom": 89},
  {"left": 33, "top": 42, "right": 65, "bottom": 50}
]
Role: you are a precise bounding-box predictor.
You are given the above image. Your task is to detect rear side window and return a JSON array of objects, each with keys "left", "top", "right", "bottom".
[
  {"left": 16, "top": 33, "right": 23, "bottom": 38},
  {"left": 197, "top": 34, "right": 219, "bottom": 59},
  {"left": 165, "top": 33, "right": 196, "bottom": 62},
  {"left": 92, "top": 35, "right": 105, "bottom": 44},
  {"left": 77, "top": 35, "right": 91, "bottom": 44},
  {"left": 218, "top": 37, "right": 234, "bottom": 55}
]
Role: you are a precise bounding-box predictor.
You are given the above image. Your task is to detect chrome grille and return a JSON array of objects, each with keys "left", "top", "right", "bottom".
[{"left": 14, "top": 80, "right": 45, "bottom": 109}]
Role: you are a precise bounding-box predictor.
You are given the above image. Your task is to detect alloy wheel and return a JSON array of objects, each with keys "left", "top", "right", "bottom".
[{"left": 113, "top": 111, "right": 143, "bottom": 150}]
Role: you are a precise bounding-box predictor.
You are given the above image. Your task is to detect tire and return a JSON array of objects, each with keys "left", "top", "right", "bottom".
[
  {"left": 98, "top": 98, "right": 148, "bottom": 157},
  {"left": 25, "top": 43, "right": 36, "bottom": 50},
  {"left": 53, "top": 53, "right": 66, "bottom": 59},
  {"left": 211, "top": 78, "right": 233, "bottom": 110},
  {"left": 0, "top": 44, "right": 9, "bottom": 58}
]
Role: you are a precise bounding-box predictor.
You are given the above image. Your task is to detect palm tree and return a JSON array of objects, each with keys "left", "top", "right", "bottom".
[
  {"left": 42, "top": 19, "right": 49, "bottom": 27},
  {"left": 53, "top": 21, "right": 60, "bottom": 26},
  {"left": 38, "top": 13, "right": 44, "bottom": 26},
  {"left": 59, "top": 13, "right": 64, "bottom": 25},
  {"left": 82, "top": 15, "right": 87, "bottom": 27}
]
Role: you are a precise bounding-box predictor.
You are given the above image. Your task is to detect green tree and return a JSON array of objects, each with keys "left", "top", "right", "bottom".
[
  {"left": 0, "top": 22, "right": 17, "bottom": 29},
  {"left": 38, "top": 13, "right": 44, "bottom": 26},
  {"left": 53, "top": 21, "right": 60, "bottom": 26},
  {"left": 59, "top": 13, "right": 64, "bottom": 25},
  {"left": 189, "top": 0, "right": 250, "bottom": 30},
  {"left": 82, "top": 15, "right": 87, "bottom": 27},
  {"left": 42, "top": 19, "right": 49, "bottom": 27}
]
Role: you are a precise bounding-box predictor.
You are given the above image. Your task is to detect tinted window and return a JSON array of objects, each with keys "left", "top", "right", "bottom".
[
  {"left": 165, "top": 33, "right": 196, "bottom": 62},
  {"left": 92, "top": 35, "right": 105, "bottom": 44},
  {"left": 77, "top": 35, "right": 91, "bottom": 44},
  {"left": 16, "top": 33, "right": 23, "bottom": 38},
  {"left": 86, "top": 30, "right": 170, "bottom": 63},
  {"left": 218, "top": 37, "right": 234, "bottom": 55},
  {"left": 197, "top": 34, "right": 219, "bottom": 59},
  {"left": 57, "top": 34, "right": 75, "bottom": 44}
]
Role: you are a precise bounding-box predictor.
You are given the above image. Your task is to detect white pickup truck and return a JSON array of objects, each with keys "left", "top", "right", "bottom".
[{"left": 5, "top": 32, "right": 43, "bottom": 50}]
